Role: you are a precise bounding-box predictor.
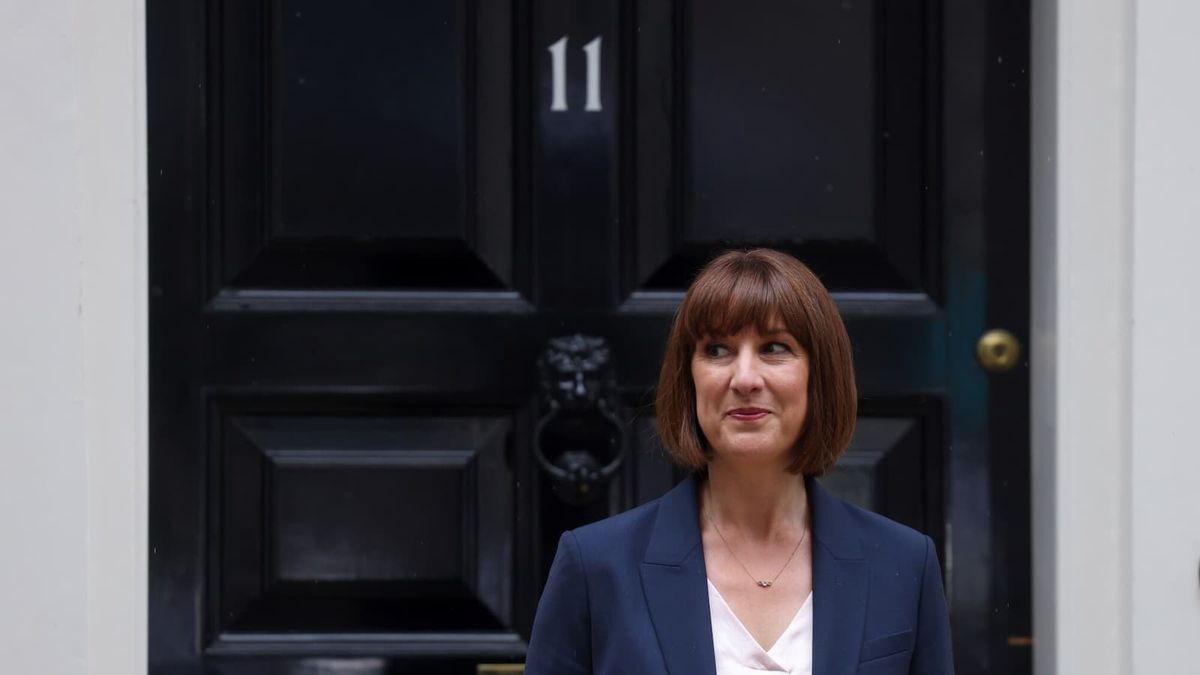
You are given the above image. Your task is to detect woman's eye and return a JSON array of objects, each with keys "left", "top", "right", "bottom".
[
  {"left": 763, "top": 342, "right": 791, "bottom": 354},
  {"left": 704, "top": 343, "right": 730, "bottom": 358}
]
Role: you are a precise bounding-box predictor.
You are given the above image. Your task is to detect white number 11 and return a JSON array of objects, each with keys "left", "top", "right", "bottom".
[{"left": 548, "top": 36, "right": 603, "bottom": 112}]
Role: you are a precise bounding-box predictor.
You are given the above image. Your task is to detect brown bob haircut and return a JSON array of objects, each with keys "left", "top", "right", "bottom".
[{"left": 655, "top": 248, "right": 857, "bottom": 476}]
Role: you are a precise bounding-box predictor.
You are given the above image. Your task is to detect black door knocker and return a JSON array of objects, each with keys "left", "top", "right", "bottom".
[{"left": 533, "top": 334, "right": 625, "bottom": 506}]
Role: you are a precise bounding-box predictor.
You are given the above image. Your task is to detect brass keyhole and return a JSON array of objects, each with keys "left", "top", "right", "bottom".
[{"left": 976, "top": 329, "right": 1021, "bottom": 373}]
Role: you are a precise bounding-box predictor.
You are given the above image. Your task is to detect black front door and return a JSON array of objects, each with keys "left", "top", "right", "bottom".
[{"left": 149, "top": 1, "right": 1029, "bottom": 673}]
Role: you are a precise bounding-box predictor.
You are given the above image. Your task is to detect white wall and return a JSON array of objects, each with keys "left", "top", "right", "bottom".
[
  {"left": 1032, "top": 0, "right": 1200, "bottom": 673},
  {"left": 1129, "top": 0, "right": 1200, "bottom": 669},
  {"left": 0, "top": 2, "right": 89, "bottom": 670},
  {"left": 1030, "top": 0, "right": 1134, "bottom": 672},
  {"left": 0, "top": 1, "right": 146, "bottom": 673}
]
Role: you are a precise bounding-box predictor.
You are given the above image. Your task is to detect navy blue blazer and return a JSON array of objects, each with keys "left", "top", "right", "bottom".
[{"left": 525, "top": 474, "right": 953, "bottom": 674}]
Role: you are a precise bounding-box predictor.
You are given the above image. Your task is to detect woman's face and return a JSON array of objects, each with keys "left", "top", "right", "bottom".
[{"left": 691, "top": 321, "right": 810, "bottom": 466}]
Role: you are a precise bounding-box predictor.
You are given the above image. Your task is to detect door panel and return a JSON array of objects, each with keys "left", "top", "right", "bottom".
[
  {"left": 150, "top": 0, "right": 1029, "bottom": 672},
  {"left": 686, "top": 2, "right": 876, "bottom": 242},
  {"left": 215, "top": 0, "right": 516, "bottom": 293},
  {"left": 634, "top": 0, "right": 933, "bottom": 297},
  {"left": 275, "top": 3, "right": 464, "bottom": 240},
  {"left": 214, "top": 414, "right": 514, "bottom": 637}
]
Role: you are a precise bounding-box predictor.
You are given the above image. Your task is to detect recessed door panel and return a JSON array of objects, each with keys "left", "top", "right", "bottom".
[
  {"left": 686, "top": 1, "right": 875, "bottom": 242},
  {"left": 214, "top": 0, "right": 516, "bottom": 294},
  {"left": 276, "top": 2, "right": 464, "bottom": 241},
  {"left": 214, "top": 412, "right": 515, "bottom": 644},
  {"left": 633, "top": 0, "right": 933, "bottom": 297}
]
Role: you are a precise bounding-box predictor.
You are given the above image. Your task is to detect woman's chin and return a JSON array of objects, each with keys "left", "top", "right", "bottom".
[{"left": 711, "top": 441, "right": 790, "bottom": 465}]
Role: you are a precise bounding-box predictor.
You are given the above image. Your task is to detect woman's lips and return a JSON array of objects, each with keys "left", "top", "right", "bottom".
[{"left": 727, "top": 409, "right": 769, "bottom": 422}]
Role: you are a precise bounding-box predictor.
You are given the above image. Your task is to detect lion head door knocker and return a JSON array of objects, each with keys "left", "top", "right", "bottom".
[{"left": 533, "top": 335, "right": 625, "bottom": 506}]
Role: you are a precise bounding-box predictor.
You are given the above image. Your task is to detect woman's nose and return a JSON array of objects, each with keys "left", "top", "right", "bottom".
[{"left": 729, "top": 349, "right": 764, "bottom": 392}]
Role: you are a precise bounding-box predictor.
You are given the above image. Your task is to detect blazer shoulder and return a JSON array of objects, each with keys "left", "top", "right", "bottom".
[
  {"left": 836, "top": 497, "right": 932, "bottom": 563},
  {"left": 568, "top": 496, "right": 662, "bottom": 559}
]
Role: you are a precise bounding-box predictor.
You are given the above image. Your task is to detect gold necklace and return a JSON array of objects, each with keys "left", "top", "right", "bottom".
[{"left": 704, "top": 485, "right": 808, "bottom": 589}]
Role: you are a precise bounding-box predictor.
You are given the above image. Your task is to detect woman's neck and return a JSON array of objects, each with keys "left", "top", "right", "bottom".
[{"left": 702, "top": 458, "right": 809, "bottom": 541}]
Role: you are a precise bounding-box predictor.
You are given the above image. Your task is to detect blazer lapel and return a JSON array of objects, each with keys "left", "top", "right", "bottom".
[
  {"left": 639, "top": 474, "right": 718, "bottom": 675},
  {"left": 808, "top": 476, "right": 869, "bottom": 675}
]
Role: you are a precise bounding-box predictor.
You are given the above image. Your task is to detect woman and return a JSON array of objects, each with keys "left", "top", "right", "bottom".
[{"left": 525, "top": 249, "right": 954, "bottom": 674}]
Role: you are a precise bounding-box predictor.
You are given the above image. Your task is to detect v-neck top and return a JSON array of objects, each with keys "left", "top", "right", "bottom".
[{"left": 707, "top": 579, "right": 813, "bottom": 674}]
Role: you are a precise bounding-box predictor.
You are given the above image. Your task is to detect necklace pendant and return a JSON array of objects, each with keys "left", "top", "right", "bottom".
[{"left": 756, "top": 580, "right": 773, "bottom": 588}]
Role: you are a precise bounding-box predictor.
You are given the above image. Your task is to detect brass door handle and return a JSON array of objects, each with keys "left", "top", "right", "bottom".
[
  {"left": 477, "top": 665, "right": 524, "bottom": 675},
  {"left": 976, "top": 329, "right": 1021, "bottom": 373}
]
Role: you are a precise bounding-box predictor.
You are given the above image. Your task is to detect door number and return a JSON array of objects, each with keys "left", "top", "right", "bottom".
[{"left": 548, "top": 36, "right": 602, "bottom": 112}]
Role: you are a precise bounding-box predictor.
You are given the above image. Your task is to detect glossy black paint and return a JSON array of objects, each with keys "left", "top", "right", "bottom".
[
  {"left": 149, "top": 0, "right": 1030, "bottom": 672},
  {"left": 982, "top": 1, "right": 1033, "bottom": 672}
]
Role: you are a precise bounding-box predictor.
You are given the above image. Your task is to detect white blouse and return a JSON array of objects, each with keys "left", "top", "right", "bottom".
[{"left": 707, "top": 579, "right": 813, "bottom": 674}]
